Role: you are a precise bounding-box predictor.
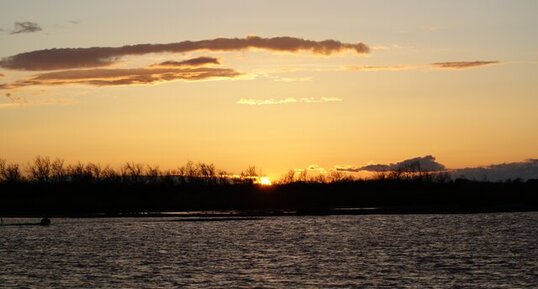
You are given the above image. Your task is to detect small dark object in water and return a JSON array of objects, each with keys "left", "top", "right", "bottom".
[{"left": 40, "top": 217, "right": 51, "bottom": 226}]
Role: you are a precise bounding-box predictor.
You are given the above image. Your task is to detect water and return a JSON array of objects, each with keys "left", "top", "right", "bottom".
[{"left": 1, "top": 213, "right": 537, "bottom": 288}]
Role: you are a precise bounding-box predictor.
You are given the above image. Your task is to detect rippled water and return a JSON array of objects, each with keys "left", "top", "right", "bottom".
[{"left": 1, "top": 213, "right": 537, "bottom": 288}]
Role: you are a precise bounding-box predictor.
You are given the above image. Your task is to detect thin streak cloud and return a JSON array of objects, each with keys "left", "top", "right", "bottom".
[
  {"left": 347, "top": 65, "right": 416, "bottom": 71},
  {"left": 348, "top": 61, "right": 500, "bottom": 72},
  {"left": 0, "top": 36, "right": 370, "bottom": 71},
  {"left": 431, "top": 61, "right": 499, "bottom": 69},
  {"left": 153, "top": 56, "right": 220, "bottom": 67},
  {"left": 237, "top": 97, "right": 342, "bottom": 106}
]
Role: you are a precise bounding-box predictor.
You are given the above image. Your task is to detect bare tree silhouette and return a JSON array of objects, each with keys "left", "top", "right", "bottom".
[
  {"left": 122, "top": 162, "right": 145, "bottom": 184},
  {"left": 279, "top": 170, "right": 295, "bottom": 184},
  {"left": 0, "top": 159, "right": 24, "bottom": 183},
  {"left": 51, "top": 158, "right": 66, "bottom": 183},
  {"left": 29, "top": 156, "right": 52, "bottom": 183}
]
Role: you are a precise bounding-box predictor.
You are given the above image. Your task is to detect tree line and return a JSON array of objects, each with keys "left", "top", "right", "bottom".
[
  {"left": 0, "top": 156, "right": 534, "bottom": 186},
  {"left": 0, "top": 156, "right": 266, "bottom": 185},
  {"left": 1, "top": 156, "right": 537, "bottom": 216}
]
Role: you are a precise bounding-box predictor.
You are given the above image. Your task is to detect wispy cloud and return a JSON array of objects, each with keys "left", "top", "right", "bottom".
[
  {"left": 152, "top": 56, "right": 220, "bottom": 67},
  {"left": 291, "top": 164, "right": 329, "bottom": 176},
  {"left": 237, "top": 97, "right": 342, "bottom": 106},
  {"left": 370, "top": 44, "right": 413, "bottom": 51},
  {"left": 0, "top": 66, "right": 241, "bottom": 89},
  {"left": 259, "top": 73, "right": 312, "bottom": 82},
  {"left": 10, "top": 21, "right": 42, "bottom": 34},
  {"left": 272, "top": 76, "right": 311, "bottom": 82},
  {"left": 4, "top": 92, "right": 27, "bottom": 104},
  {"left": 1, "top": 92, "right": 28, "bottom": 109},
  {"left": 0, "top": 36, "right": 370, "bottom": 71},
  {"left": 431, "top": 61, "right": 499, "bottom": 69},
  {"left": 304, "top": 164, "right": 327, "bottom": 173}
]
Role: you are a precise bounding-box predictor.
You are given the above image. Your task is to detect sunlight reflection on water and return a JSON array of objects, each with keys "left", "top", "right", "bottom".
[{"left": 1, "top": 213, "right": 537, "bottom": 288}]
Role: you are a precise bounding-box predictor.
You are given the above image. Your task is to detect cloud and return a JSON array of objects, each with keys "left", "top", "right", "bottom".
[
  {"left": 0, "top": 73, "right": 4, "bottom": 78},
  {"left": 0, "top": 66, "right": 241, "bottom": 89},
  {"left": 0, "top": 36, "right": 370, "bottom": 71},
  {"left": 305, "top": 164, "right": 327, "bottom": 173},
  {"left": 4, "top": 92, "right": 26, "bottom": 104},
  {"left": 252, "top": 71, "right": 314, "bottom": 82},
  {"left": 347, "top": 65, "right": 415, "bottom": 71},
  {"left": 293, "top": 164, "right": 328, "bottom": 173},
  {"left": 453, "top": 159, "right": 538, "bottom": 181},
  {"left": 237, "top": 97, "right": 342, "bottom": 105},
  {"left": 153, "top": 56, "right": 220, "bottom": 67},
  {"left": 431, "top": 61, "right": 499, "bottom": 69},
  {"left": 370, "top": 44, "right": 412, "bottom": 51},
  {"left": 338, "top": 155, "right": 446, "bottom": 172},
  {"left": 348, "top": 61, "right": 500, "bottom": 72},
  {"left": 271, "top": 76, "right": 311, "bottom": 82},
  {"left": 335, "top": 156, "right": 538, "bottom": 181},
  {"left": 10, "top": 22, "right": 42, "bottom": 34},
  {"left": 2, "top": 92, "right": 29, "bottom": 110}
]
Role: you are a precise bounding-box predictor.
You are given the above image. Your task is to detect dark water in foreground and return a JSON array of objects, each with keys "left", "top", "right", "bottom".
[{"left": 1, "top": 213, "right": 537, "bottom": 288}]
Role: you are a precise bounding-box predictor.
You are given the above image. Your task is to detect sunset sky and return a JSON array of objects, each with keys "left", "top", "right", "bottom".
[{"left": 1, "top": 0, "right": 537, "bottom": 179}]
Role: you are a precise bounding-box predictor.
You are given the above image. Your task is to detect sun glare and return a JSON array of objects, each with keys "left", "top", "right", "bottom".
[{"left": 258, "top": 176, "right": 272, "bottom": 186}]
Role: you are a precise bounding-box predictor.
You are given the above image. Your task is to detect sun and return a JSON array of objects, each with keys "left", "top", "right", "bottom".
[{"left": 258, "top": 176, "right": 272, "bottom": 186}]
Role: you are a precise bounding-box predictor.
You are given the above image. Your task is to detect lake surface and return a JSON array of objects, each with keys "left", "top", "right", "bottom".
[{"left": 1, "top": 213, "right": 537, "bottom": 288}]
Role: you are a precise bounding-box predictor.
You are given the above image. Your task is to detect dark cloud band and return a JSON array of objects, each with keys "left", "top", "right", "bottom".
[
  {"left": 453, "top": 159, "right": 538, "bottom": 181},
  {"left": 0, "top": 36, "right": 370, "bottom": 71},
  {"left": 338, "top": 155, "right": 446, "bottom": 172},
  {"left": 337, "top": 156, "right": 538, "bottom": 181}
]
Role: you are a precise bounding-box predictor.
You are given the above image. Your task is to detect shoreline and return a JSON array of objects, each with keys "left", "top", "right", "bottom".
[{"left": 2, "top": 206, "right": 537, "bottom": 219}]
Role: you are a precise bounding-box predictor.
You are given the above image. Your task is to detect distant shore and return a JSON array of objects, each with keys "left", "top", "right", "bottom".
[
  {"left": 2, "top": 172, "right": 537, "bottom": 219},
  {"left": 2, "top": 205, "right": 537, "bottom": 219}
]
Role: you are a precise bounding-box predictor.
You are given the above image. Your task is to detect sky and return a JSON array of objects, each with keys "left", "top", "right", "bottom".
[{"left": 1, "top": 0, "right": 537, "bottom": 180}]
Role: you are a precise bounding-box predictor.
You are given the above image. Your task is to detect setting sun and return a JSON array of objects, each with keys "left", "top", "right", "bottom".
[{"left": 258, "top": 177, "right": 272, "bottom": 186}]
